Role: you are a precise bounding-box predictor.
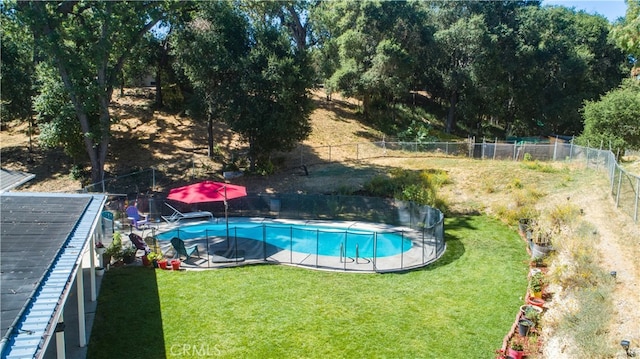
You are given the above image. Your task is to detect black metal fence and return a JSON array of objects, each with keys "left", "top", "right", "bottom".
[{"left": 87, "top": 139, "right": 639, "bottom": 224}]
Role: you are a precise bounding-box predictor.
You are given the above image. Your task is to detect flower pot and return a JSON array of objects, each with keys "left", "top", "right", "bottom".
[
  {"left": 95, "top": 247, "right": 106, "bottom": 255},
  {"left": 158, "top": 260, "right": 168, "bottom": 270},
  {"left": 142, "top": 255, "right": 151, "bottom": 267},
  {"left": 518, "top": 319, "right": 533, "bottom": 336},
  {"left": 531, "top": 242, "right": 552, "bottom": 259},
  {"left": 526, "top": 296, "right": 545, "bottom": 308},
  {"left": 102, "top": 254, "right": 112, "bottom": 268},
  {"left": 520, "top": 305, "right": 543, "bottom": 317},
  {"left": 171, "top": 259, "right": 181, "bottom": 270},
  {"left": 123, "top": 253, "right": 136, "bottom": 264},
  {"left": 507, "top": 347, "right": 524, "bottom": 359},
  {"left": 95, "top": 267, "right": 105, "bottom": 276},
  {"left": 518, "top": 218, "right": 530, "bottom": 234}
]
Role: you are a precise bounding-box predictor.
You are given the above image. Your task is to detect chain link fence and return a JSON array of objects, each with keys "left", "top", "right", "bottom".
[{"left": 85, "top": 139, "right": 639, "bottom": 224}]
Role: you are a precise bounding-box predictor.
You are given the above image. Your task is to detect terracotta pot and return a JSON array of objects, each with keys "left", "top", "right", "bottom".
[
  {"left": 158, "top": 260, "right": 168, "bottom": 269},
  {"left": 527, "top": 296, "right": 545, "bottom": 307},
  {"left": 171, "top": 259, "right": 181, "bottom": 270}
]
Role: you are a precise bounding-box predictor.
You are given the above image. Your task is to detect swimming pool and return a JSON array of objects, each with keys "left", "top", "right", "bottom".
[{"left": 157, "top": 220, "right": 413, "bottom": 258}]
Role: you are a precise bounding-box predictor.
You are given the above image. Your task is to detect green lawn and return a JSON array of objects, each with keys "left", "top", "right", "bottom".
[{"left": 88, "top": 215, "right": 528, "bottom": 359}]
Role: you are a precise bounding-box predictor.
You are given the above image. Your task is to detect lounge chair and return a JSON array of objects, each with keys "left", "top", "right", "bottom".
[
  {"left": 162, "top": 203, "right": 213, "bottom": 224},
  {"left": 125, "top": 205, "right": 149, "bottom": 230},
  {"left": 128, "top": 233, "right": 151, "bottom": 255},
  {"left": 170, "top": 237, "right": 200, "bottom": 261}
]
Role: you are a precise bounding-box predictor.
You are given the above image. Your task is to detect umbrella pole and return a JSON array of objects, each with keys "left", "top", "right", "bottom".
[
  {"left": 225, "top": 200, "right": 229, "bottom": 249},
  {"left": 224, "top": 186, "right": 230, "bottom": 250}
]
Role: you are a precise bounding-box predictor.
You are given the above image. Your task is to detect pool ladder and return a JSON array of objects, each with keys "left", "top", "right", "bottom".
[{"left": 339, "top": 244, "right": 371, "bottom": 264}]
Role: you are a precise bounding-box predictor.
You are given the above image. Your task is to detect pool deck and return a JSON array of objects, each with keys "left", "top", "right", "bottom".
[{"left": 117, "top": 217, "right": 444, "bottom": 273}]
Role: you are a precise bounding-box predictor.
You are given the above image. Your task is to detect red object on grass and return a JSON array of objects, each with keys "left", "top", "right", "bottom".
[{"left": 171, "top": 259, "right": 181, "bottom": 270}]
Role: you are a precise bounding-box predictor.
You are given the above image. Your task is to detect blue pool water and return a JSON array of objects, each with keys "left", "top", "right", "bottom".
[{"left": 157, "top": 221, "right": 413, "bottom": 258}]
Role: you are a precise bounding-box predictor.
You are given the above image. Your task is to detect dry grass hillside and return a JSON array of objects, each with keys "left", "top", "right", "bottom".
[{"left": 1, "top": 88, "right": 639, "bottom": 357}]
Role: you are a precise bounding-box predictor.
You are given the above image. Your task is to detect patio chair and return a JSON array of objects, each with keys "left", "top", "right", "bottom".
[
  {"left": 126, "top": 205, "right": 149, "bottom": 230},
  {"left": 162, "top": 203, "right": 213, "bottom": 224},
  {"left": 128, "top": 233, "right": 151, "bottom": 255},
  {"left": 170, "top": 237, "right": 200, "bottom": 261}
]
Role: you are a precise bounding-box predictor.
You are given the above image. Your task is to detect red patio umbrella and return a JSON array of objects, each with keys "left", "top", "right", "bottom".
[
  {"left": 167, "top": 181, "right": 247, "bottom": 241},
  {"left": 167, "top": 181, "right": 247, "bottom": 204}
]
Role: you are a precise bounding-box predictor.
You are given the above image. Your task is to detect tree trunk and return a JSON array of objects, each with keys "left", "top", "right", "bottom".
[
  {"left": 446, "top": 91, "right": 458, "bottom": 134},
  {"left": 155, "top": 65, "right": 163, "bottom": 108},
  {"left": 207, "top": 111, "right": 214, "bottom": 158}
]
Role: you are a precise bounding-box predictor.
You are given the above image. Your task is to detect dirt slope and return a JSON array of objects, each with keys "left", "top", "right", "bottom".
[{"left": 1, "top": 88, "right": 638, "bottom": 357}]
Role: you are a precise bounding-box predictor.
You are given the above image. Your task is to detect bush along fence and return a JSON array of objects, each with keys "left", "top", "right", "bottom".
[{"left": 83, "top": 139, "right": 639, "bottom": 223}]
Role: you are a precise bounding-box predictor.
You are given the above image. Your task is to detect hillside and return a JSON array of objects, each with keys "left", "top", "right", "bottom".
[{"left": 1, "top": 88, "right": 639, "bottom": 357}]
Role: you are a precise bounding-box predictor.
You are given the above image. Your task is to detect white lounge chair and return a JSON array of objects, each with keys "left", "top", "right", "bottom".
[{"left": 162, "top": 203, "right": 214, "bottom": 223}]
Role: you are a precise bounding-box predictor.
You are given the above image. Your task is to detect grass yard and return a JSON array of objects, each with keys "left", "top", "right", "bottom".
[{"left": 88, "top": 215, "right": 528, "bottom": 359}]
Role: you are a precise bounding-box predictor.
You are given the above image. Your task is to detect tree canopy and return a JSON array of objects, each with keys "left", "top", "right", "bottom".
[{"left": 2, "top": 0, "right": 635, "bottom": 184}]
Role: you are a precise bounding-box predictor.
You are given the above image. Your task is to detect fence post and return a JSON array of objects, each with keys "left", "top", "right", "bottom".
[
  {"left": 569, "top": 137, "right": 574, "bottom": 162},
  {"left": 553, "top": 138, "right": 558, "bottom": 161},
  {"left": 493, "top": 138, "right": 497, "bottom": 160},
  {"left": 635, "top": 177, "right": 639, "bottom": 222},
  {"left": 611, "top": 160, "right": 617, "bottom": 194},
  {"left": 513, "top": 141, "right": 517, "bottom": 161},
  {"left": 482, "top": 138, "right": 486, "bottom": 160},
  {"left": 586, "top": 141, "right": 590, "bottom": 168},
  {"left": 615, "top": 169, "right": 623, "bottom": 208}
]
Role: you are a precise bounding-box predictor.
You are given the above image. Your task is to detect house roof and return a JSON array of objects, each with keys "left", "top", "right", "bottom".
[
  {"left": 0, "top": 192, "right": 106, "bottom": 358},
  {"left": 0, "top": 168, "right": 35, "bottom": 193}
]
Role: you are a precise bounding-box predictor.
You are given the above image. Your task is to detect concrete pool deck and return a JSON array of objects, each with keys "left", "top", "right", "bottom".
[{"left": 124, "top": 217, "right": 445, "bottom": 273}]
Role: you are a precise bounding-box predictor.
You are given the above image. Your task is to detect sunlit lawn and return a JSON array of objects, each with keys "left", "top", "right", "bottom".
[{"left": 88, "top": 215, "right": 528, "bottom": 358}]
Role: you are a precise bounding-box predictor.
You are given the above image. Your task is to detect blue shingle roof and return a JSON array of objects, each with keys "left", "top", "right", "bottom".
[{"left": 0, "top": 192, "right": 106, "bottom": 358}]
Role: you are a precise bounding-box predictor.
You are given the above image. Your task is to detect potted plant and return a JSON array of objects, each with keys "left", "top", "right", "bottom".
[
  {"left": 508, "top": 341, "right": 524, "bottom": 359},
  {"left": 157, "top": 258, "right": 168, "bottom": 270},
  {"left": 530, "top": 221, "right": 553, "bottom": 258},
  {"left": 95, "top": 241, "right": 106, "bottom": 255},
  {"left": 121, "top": 246, "right": 137, "bottom": 264},
  {"left": 518, "top": 318, "right": 534, "bottom": 337},
  {"left": 95, "top": 266, "right": 105, "bottom": 276},
  {"left": 529, "top": 272, "right": 545, "bottom": 299},
  {"left": 104, "top": 233, "right": 123, "bottom": 267},
  {"left": 171, "top": 259, "right": 181, "bottom": 270},
  {"left": 146, "top": 252, "right": 160, "bottom": 267},
  {"left": 523, "top": 306, "right": 542, "bottom": 326}
]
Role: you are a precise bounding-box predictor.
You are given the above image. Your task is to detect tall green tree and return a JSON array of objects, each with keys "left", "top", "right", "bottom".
[
  {"left": 313, "top": 0, "right": 433, "bottom": 117},
  {"left": 171, "top": 1, "right": 249, "bottom": 158},
  {"left": 233, "top": 22, "right": 314, "bottom": 172},
  {"left": 1, "top": 4, "right": 35, "bottom": 126},
  {"left": 172, "top": 1, "right": 314, "bottom": 172},
  {"left": 578, "top": 78, "right": 640, "bottom": 156},
  {"left": 611, "top": 0, "right": 640, "bottom": 65},
  {"left": 16, "top": 1, "right": 169, "bottom": 184},
  {"left": 504, "top": 5, "right": 626, "bottom": 136},
  {"left": 430, "top": 3, "right": 489, "bottom": 134}
]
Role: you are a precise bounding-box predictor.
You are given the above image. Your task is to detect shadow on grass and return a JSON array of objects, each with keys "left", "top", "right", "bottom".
[
  {"left": 405, "top": 215, "right": 478, "bottom": 273},
  {"left": 87, "top": 266, "right": 165, "bottom": 359}
]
